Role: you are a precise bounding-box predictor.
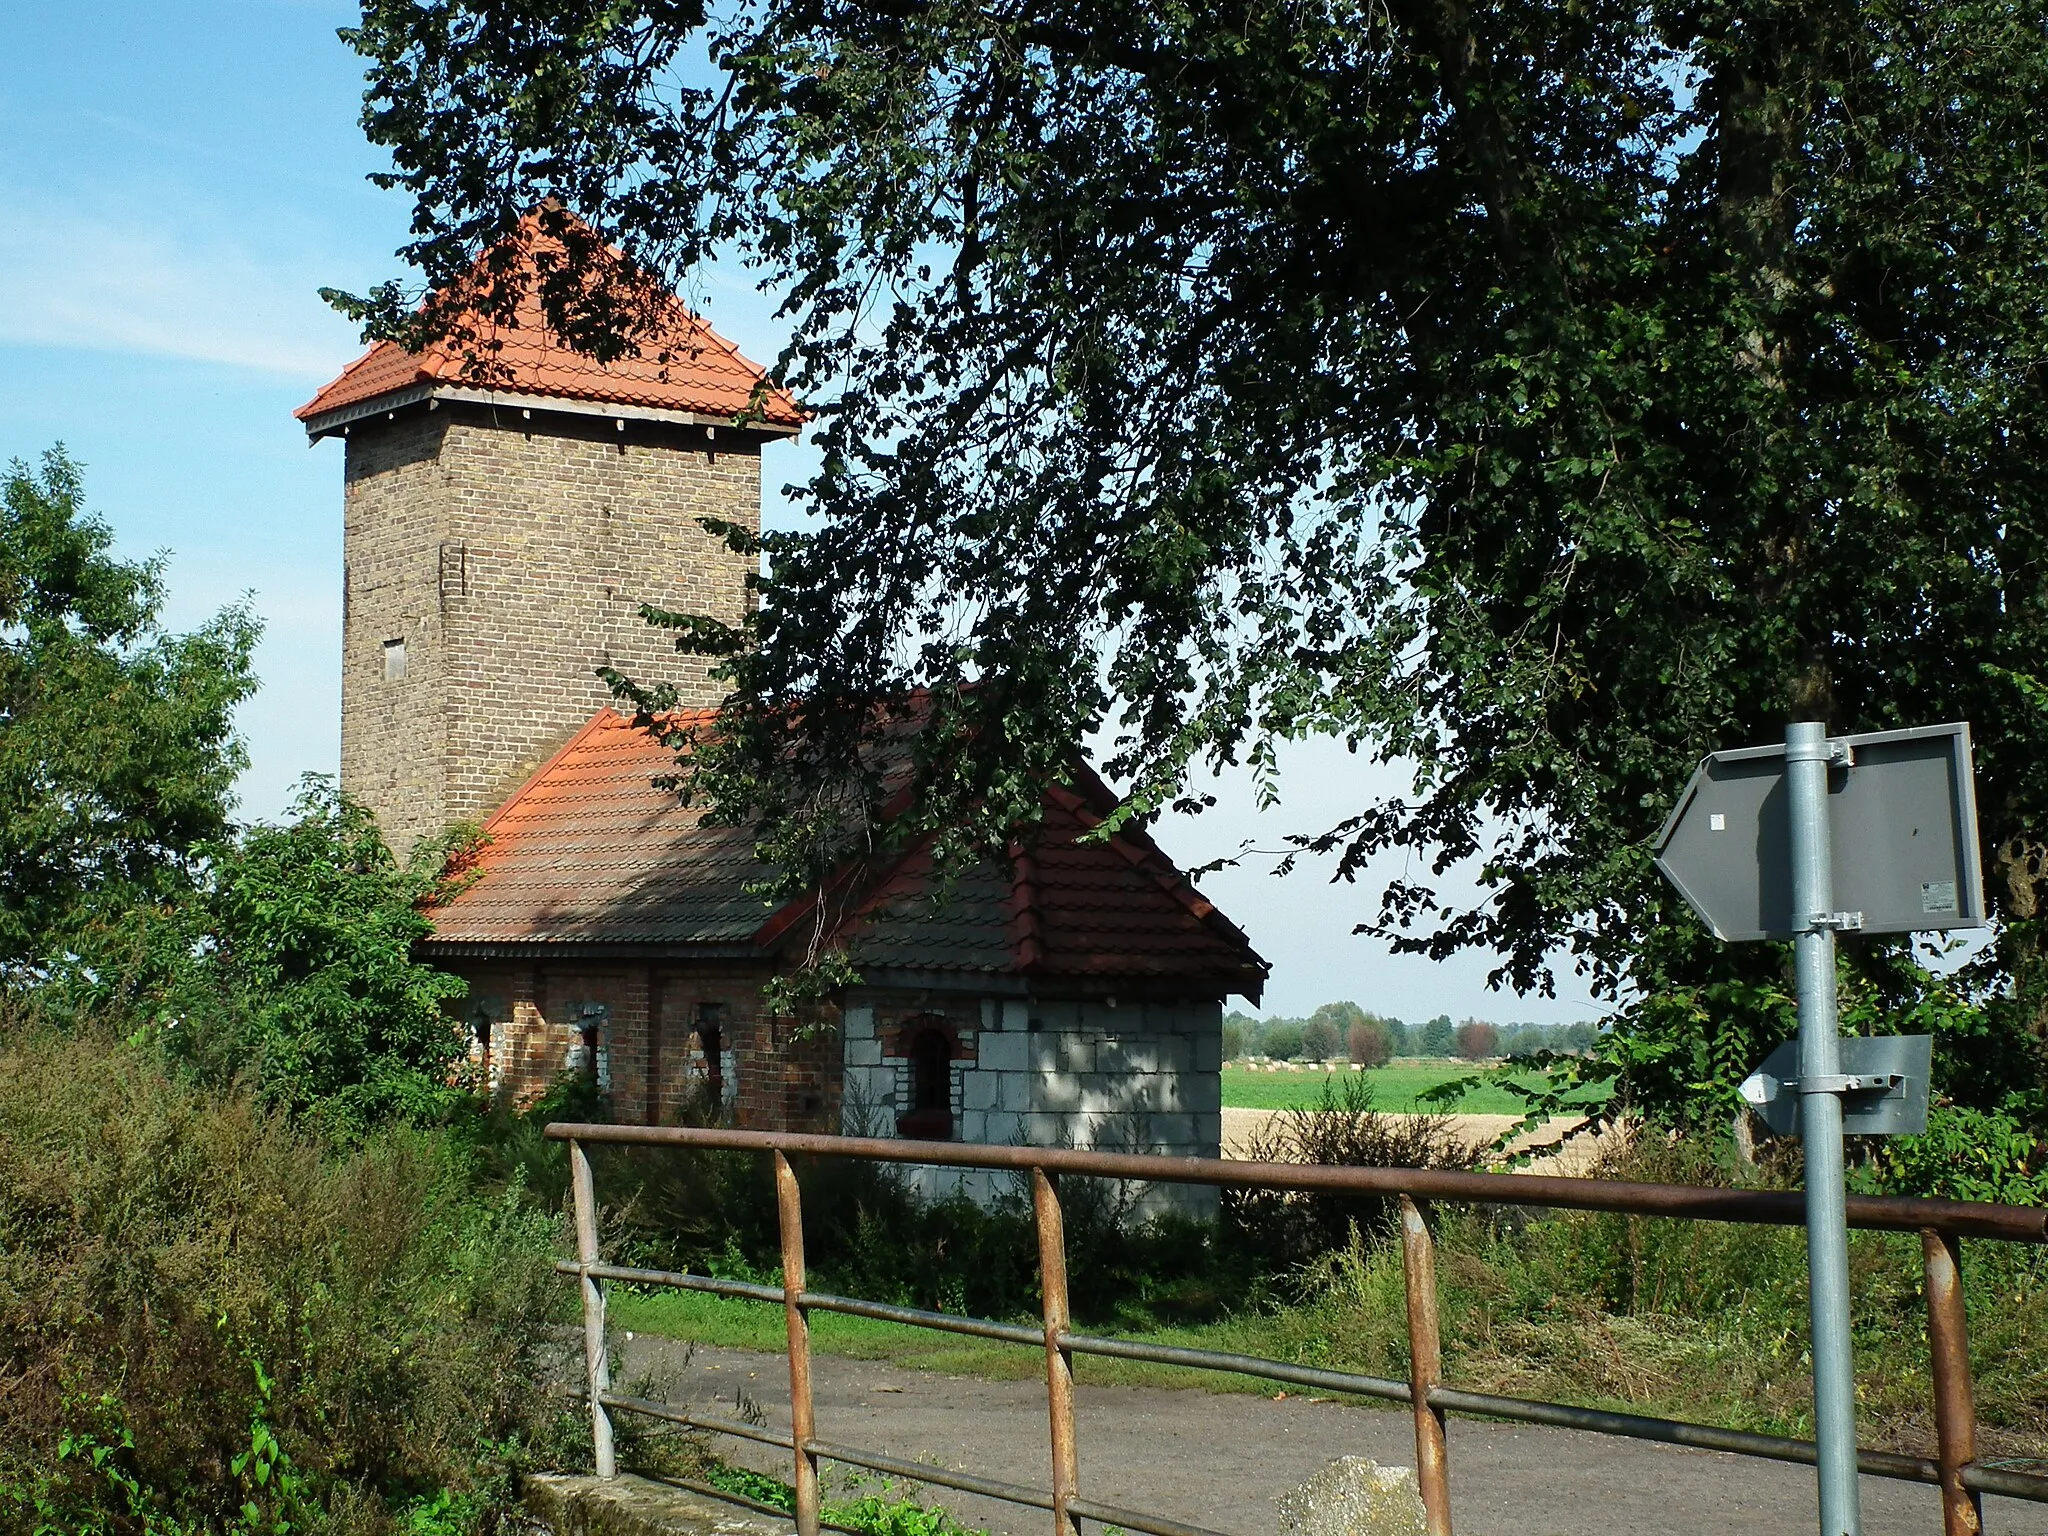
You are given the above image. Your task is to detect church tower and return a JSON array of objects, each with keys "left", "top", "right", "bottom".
[{"left": 296, "top": 223, "right": 802, "bottom": 852}]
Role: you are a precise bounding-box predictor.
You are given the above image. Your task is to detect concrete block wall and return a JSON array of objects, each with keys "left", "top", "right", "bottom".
[
  {"left": 843, "top": 992, "right": 1224, "bottom": 1218},
  {"left": 340, "top": 404, "right": 761, "bottom": 854}
]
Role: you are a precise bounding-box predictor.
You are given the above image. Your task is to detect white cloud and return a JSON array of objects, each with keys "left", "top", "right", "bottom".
[{"left": 0, "top": 192, "right": 363, "bottom": 377}]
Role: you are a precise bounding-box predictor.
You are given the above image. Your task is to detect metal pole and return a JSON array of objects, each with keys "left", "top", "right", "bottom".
[
  {"left": 1921, "top": 1229, "right": 1983, "bottom": 1536},
  {"left": 1785, "top": 720, "right": 1860, "bottom": 1536},
  {"left": 1399, "top": 1195, "right": 1453, "bottom": 1534},
  {"left": 569, "top": 1138, "right": 616, "bottom": 1479},
  {"left": 1033, "top": 1169, "right": 1082, "bottom": 1536},
  {"left": 775, "top": 1152, "right": 821, "bottom": 1536}
]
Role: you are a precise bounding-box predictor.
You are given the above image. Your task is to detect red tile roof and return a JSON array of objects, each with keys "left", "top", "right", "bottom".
[
  {"left": 297, "top": 214, "right": 803, "bottom": 431},
  {"left": 425, "top": 709, "right": 1266, "bottom": 1000}
]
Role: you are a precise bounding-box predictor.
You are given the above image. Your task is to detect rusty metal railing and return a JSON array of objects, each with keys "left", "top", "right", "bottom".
[{"left": 548, "top": 1124, "right": 2048, "bottom": 1536}]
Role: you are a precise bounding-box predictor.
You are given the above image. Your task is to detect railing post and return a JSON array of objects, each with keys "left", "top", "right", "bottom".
[
  {"left": 1400, "top": 1194, "right": 1452, "bottom": 1535},
  {"left": 1922, "top": 1229, "right": 1983, "bottom": 1536},
  {"left": 776, "top": 1152, "right": 822, "bottom": 1536},
  {"left": 1034, "top": 1168, "right": 1082, "bottom": 1536},
  {"left": 570, "top": 1137, "right": 616, "bottom": 1479}
]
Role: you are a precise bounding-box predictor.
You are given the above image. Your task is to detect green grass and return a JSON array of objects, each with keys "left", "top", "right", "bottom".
[{"left": 1220, "top": 1061, "right": 1605, "bottom": 1115}]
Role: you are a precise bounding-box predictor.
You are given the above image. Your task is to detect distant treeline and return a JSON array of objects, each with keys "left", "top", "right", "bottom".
[{"left": 1223, "top": 1002, "right": 1599, "bottom": 1064}]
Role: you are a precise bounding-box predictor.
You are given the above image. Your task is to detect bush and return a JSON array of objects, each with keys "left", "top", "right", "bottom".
[
  {"left": 1226, "top": 1073, "right": 1475, "bottom": 1272},
  {"left": 1347, "top": 1017, "right": 1393, "bottom": 1068},
  {"left": 0, "top": 1022, "right": 578, "bottom": 1535}
]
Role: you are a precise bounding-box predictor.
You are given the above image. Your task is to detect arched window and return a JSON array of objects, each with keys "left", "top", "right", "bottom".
[{"left": 897, "top": 1026, "right": 954, "bottom": 1140}]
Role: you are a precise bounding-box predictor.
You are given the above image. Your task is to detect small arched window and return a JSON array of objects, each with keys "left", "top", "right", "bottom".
[{"left": 897, "top": 1026, "right": 955, "bottom": 1140}]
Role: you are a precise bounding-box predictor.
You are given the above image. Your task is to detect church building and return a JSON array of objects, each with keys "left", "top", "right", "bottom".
[{"left": 296, "top": 221, "right": 1264, "bottom": 1196}]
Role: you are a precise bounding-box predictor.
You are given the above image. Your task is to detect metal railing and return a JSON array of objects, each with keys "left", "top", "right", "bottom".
[{"left": 549, "top": 1124, "right": 2048, "bottom": 1536}]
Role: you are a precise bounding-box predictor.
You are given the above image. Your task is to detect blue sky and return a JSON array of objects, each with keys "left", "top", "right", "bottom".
[{"left": 0, "top": 1, "right": 1605, "bottom": 1024}]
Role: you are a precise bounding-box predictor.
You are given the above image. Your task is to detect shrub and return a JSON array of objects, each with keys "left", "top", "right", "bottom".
[
  {"left": 1226, "top": 1073, "right": 1474, "bottom": 1272},
  {"left": 0, "top": 1022, "right": 578, "bottom": 1535}
]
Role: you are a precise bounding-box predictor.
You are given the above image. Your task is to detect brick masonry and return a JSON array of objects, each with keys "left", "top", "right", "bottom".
[{"left": 339, "top": 402, "right": 760, "bottom": 854}]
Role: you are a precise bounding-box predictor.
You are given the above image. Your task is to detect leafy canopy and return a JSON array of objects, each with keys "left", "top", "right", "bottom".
[
  {"left": 339, "top": 0, "right": 2048, "bottom": 1130},
  {"left": 0, "top": 448, "right": 257, "bottom": 971}
]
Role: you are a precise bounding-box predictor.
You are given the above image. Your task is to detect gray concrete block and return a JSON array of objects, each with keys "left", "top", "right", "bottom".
[
  {"left": 1023, "top": 1070, "right": 1069, "bottom": 1111},
  {"left": 1058, "top": 1034, "right": 1096, "bottom": 1074},
  {"left": 842, "top": 1006, "right": 876, "bottom": 1040},
  {"left": 844, "top": 1037, "right": 882, "bottom": 1067},
  {"left": 977, "top": 1031, "right": 1030, "bottom": 1072},
  {"left": 961, "top": 1070, "right": 998, "bottom": 1111}
]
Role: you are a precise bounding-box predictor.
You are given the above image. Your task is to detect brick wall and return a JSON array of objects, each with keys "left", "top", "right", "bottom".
[
  {"left": 340, "top": 403, "right": 762, "bottom": 853},
  {"left": 447, "top": 959, "right": 840, "bottom": 1132}
]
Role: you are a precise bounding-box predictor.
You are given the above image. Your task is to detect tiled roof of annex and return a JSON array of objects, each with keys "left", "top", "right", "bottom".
[
  {"left": 296, "top": 215, "right": 803, "bottom": 432},
  {"left": 424, "top": 709, "right": 1267, "bottom": 1000}
]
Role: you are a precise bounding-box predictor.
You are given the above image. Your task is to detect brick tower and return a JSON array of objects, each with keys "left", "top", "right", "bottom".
[{"left": 295, "top": 225, "right": 802, "bottom": 852}]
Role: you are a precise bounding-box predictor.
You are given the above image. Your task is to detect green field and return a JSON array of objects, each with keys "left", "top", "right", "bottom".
[{"left": 1221, "top": 1061, "right": 1605, "bottom": 1115}]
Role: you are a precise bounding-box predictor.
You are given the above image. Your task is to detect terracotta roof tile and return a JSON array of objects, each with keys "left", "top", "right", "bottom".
[
  {"left": 425, "top": 708, "right": 1267, "bottom": 999},
  {"left": 297, "top": 215, "right": 803, "bottom": 430}
]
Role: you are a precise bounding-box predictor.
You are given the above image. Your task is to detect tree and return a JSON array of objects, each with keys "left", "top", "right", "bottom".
[
  {"left": 1301, "top": 1015, "right": 1341, "bottom": 1062},
  {"left": 1261, "top": 1021, "right": 1304, "bottom": 1062},
  {"left": 1455, "top": 1019, "right": 1501, "bottom": 1061},
  {"left": 1347, "top": 1017, "right": 1394, "bottom": 1069},
  {"left": 144, "top": 780, "right": 476, "bottom": 1138},
  {"left": 1220, "top": 1015, "right": 1246, "bottom": 1062},
  {"left": 0, "top": 449, "right": 257, "bottom": 972},
  {"left": 340, "top": 2, "right": 2048, "bottom": 1133},
  {"left": 1420, "top": 1016, "right": 1457, "bottom": 1059}
]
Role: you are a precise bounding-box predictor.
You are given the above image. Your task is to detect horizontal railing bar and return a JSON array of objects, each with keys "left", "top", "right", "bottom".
[
  {"left": 1425, "top": 1386, "right": 1938, "bottom": 1482},
  {"left": 544, "top": 1125, "right": 2048, "bottom": 1242},
  {"left": 1961, "top": 1463, "right": 2048, "bottom": 1502},
  {"left": 555, "top": 1258, "right": 784, "bottom": 1303},
  {"left": 804, "top": 1437, "right": 1055, "bottom": 1511},
  {"left": 596, "top": 1392, "right": 795, "bottom": 1452},
  {"left": 1066, "top": 1493, "right": 1236, "bottom": 1536},
  {"left": 1062, "top": 1332, "right": 1410, "bottom": 1403},
  {"left": 553, "top": 1258, "right": 1043, "bottom": 1345},
  {"left": 801, "top": 1291, "right": 1045, "bottom": 1347}
]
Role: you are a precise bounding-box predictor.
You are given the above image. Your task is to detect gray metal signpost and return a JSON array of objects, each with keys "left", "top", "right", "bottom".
[{"left": 1654, "top": 721, "right": 1984, "bottom": 1536}]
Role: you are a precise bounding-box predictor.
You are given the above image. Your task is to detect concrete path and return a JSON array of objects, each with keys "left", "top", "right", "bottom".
[{"left": 618, "top": 1339, "right": 2029, "bottom": 1536}]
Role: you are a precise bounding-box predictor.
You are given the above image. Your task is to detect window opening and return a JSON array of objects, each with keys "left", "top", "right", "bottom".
[
  {"left": 696, "top": 1002, "right": 727, "bottom": 1110},
  {"left": 898, "top": 1025, "right": 954, "bottom": 1140},
  {"left": 383, "top": 637, "right": 408, "bottom": 680}
]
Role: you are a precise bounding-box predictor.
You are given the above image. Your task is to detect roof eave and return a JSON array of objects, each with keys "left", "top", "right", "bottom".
[{"left": 301, "top": 382, "right": 803, "bottom": 442}]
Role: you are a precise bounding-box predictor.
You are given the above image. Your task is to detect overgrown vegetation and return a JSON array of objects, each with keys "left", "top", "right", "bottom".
[{"left": 0, "top": 1024, "right": 579, "bottom": 1536}]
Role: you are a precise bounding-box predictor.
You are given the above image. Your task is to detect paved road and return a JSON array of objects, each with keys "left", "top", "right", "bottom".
[{"left": 619, "top": 1339, "right": 2032, "bottom": 1536}]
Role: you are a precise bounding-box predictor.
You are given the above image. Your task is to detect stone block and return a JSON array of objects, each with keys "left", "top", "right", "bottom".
[
  {"left": 1154, "top": 1035, "right": 1194, "bottom": 1073},
  {"left": 977, "top": 1031, "right": 1029, "bottom": 1072},
  {"left": 1000, "top": 1000, "right": 1032, "bottom": 1031},
  {"left": 1146, "top": 1112, "right": 1196, "bottom": 1151},
  {"left": 1194, "top": 1032, "right": 1222, "bottom": 1073},
  {"left": 1275, "top": 1458, "right": 1426, "bottom": 1536},
  {"left": 842, "top": 1006, "right": 876, "bottom": 1040},
  {"left": 980, "top": 1110, "right": 1024, "bottom": 1146},
  {"left": 957, "top": 1109, "right": 987, "bottom": 1144},
  {"left": 1186, "top": 1072, "right": 1223, "bottom": 1112},
  {"left": 1021, "top": 1070, "right": 1066, "bottom": 1111},
  {"left": 1057, "top": 1034, "right": 1096, "bottom": 1074},
  {"left": 961, "top": 1070, "right": 998, "bottom": 1111},
  {"left": 844, "top": 1037, "right": 882, "bottom": 1068}
]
